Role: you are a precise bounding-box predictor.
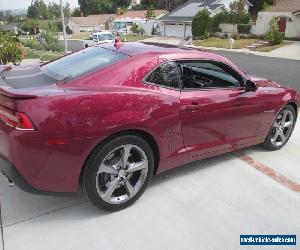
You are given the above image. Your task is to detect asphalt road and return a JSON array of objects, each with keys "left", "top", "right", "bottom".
[{"left": 212, "top": 50, "right": 300, "bottom": 92}]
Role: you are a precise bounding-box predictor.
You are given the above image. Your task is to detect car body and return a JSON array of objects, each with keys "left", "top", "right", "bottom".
[{"left": 0, "top": 42, "right": 299, "bottom": 209}]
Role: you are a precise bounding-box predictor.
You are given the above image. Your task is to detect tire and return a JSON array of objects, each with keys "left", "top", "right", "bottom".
[
  {"left": 262, "top": 105, "right": 296, "bottom": 151},
  {"left": 83, "top": 135, "right": 154, "bottom": 211}
]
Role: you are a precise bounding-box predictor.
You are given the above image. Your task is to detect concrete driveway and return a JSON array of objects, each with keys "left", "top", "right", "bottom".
[{"left": 1, "top": 120, "right": 299, "bottom": 250}]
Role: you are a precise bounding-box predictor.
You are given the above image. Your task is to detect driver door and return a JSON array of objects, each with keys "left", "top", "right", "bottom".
[{"left": 179, "top": 60, "right": 263, "bottom": 158}]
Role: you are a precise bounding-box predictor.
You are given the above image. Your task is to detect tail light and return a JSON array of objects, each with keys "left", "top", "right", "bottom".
[{"left": 0, "top": 107, "right": 35, "bottom": 130}]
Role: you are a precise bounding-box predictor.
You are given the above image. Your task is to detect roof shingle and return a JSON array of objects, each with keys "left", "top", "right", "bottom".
[{"left": 70, "top": 14, "right": 115, "bottom": 26}]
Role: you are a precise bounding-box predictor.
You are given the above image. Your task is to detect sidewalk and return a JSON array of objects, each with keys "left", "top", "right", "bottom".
[{"left": 142, "top": 37, "right": 300, "bottom": 61}]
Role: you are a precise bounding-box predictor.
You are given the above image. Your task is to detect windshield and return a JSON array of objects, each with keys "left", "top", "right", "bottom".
[{"left": 41, "top": 47, "right": 127, "bottom": 81}]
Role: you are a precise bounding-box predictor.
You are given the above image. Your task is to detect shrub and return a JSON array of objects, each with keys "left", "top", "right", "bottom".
[
  {"left": 211, "top": 9, "right": 250, "bottom": 32},
  {"left": 237, "top": 24, "right": 251, "bottom": 34},
  {"left": 0, "top": 33, "right": 26, "bottom": 64},
  {"left": 66, "top": 26, "right": 73, "bottom": 35},
  {"left": 265, "top": 17, "right": 284, "bottom": 45},
  {"left": 26, "top": 50, "right": 62, "bottom": 61},
  {"left": 21, "top": 38, "right": 42, "bottom": 49},
  {"left": 192, "top": 10, "right": 212, "bottom": 37},
  {"left": 138, "top": 27, "right": 145, "bottom": 35},
  {"left": 131, "top": 23, "right": 139, "bottom": 34},
  {"left": 40, "top": 30, "right": 63, "bottom": 52},
  {"left": 232, "top": 32, "right": 240, "bottom": 40}
]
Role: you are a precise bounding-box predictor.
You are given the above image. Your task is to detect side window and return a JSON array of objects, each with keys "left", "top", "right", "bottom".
[
  {"left": 145, "top": 62, "right": 181, "bottom": 89},
  {"left": 181, "top": 61, "right": 243, "bottom": 89}
]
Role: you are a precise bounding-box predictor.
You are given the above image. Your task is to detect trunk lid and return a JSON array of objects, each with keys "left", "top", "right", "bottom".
[{"left": 0, "top": 64, "right": 60, "bottom": 100}]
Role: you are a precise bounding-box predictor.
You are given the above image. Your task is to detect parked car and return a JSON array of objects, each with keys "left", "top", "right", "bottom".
[
  {"left": 91, "top": 31, "right": 114, "bottom": 43},
  {"left": 0, "top": 42, "right": 299, "bottom": 211}
]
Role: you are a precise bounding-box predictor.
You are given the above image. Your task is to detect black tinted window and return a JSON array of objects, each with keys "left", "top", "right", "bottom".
[
  {"left": 41, "top": 47, "right": 127, "bottom": 81},
  {"left": 181, "top": 61, "right": 242, "bottom": 89},
  {"left": 145, "top": 62, "right": 180, "bottom": 89}
]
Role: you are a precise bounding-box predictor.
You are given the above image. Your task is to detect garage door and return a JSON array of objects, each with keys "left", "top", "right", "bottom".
[{"left": 164, "top": 23, "right": 184, "bottom": 37}]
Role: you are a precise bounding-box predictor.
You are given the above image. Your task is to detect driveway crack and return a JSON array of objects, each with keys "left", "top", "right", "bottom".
[
  {"left": 0, "top": 199, "right": 5, "bottom": 250},
  {"left": 3, "top": 200, "right": 87, "bottom": 229}
]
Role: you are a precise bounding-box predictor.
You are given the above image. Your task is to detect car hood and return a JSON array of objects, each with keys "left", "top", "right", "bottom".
[{"left": 248, "top": 74, "right": 281, "bottom": 88}]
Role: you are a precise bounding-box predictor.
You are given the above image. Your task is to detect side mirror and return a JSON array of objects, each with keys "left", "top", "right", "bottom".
[{"left": 245, "top": 80, "right": 257, "bottom": 92}]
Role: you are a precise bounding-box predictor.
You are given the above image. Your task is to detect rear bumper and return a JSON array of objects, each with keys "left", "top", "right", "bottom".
[
  {"left": 0, "top": 119, "right": 101, "bottom": 194},
  {"left": 0, "top": 156, "right": 76, "bottom": 196}
]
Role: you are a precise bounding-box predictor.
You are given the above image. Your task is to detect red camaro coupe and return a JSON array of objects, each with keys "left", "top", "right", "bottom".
[{"left": 0, "top": 42, "right": 299, "bottom": 211}]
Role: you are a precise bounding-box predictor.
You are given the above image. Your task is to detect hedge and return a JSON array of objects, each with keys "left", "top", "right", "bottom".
[{"left": 237, "top": 24, "right": 251, "bottom": 34}]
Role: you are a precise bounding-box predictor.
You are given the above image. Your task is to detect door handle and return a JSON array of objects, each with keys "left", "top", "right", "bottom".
[{"left": 185, "top": 102, "right": 201, "bottom": 112}]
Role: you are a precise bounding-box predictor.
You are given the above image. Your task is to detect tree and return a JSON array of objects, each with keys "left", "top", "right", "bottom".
[
  {"left": 72, "top": 7, "right": 81, "bottom": 17},
  {"left": 78, "top": 0, "right": 131, "bottom": 16},
  {"left": 78, "top": 0, "right": 88, "bottom": 16},
  {"left": 192, "top": 10, "right": 212, "bottom": 38},
  {"left": 265, "top": 17, "right": 284, "bottom": 45},
  {"left": 229, "top": 0, "right": 244, "bottom": 14},
  {"left": 249, "top": 0, "right": 273, "bottom": 16},
  {"left": 20, "top": 18, "right": 40, "bottom": 34},
  {"left": 27, "top": 0, "right": 70, "bottom": 20},
  {"left": 140, "top": 0, "right": 188, "bottom": 10},
  {"left": 47, "top": 2, "right": 61, "bottom": 19},
  {"left": 85, "top": 0, "right": 115, "bottom": 14},
  {"left": 27, "top": 0, "right": 48, "bottom": 19},
  {"left": 145, "top": 6, "right": 156, "bottom": 19}
]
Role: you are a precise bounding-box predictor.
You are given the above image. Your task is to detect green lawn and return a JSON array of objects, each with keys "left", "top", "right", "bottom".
[
  {"left": 193, "top": 37, "right": 288, "bottom": 52},
  {"left": 193, "top": 37, "right": 257, "bottom": 49},
  {"left": 121, "top": 34, "right": 149, "bottom": 42},
  {"left": 71, "top": 32, "right": 91, "bottom": 40},
  {"left": 26, "top": 49, "right": 64, "bottom": 62}
]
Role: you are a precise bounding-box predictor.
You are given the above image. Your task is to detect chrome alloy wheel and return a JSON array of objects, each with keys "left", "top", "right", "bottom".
[
  {"left": 270, "top": 109, "right": 294, "bottom": 147},
  {"left": 96, "top": 144, "right": 149, "bottom": 204}
]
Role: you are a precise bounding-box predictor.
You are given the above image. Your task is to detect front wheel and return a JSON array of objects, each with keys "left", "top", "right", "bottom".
[
  {"left": 262, "top": 105, "right": 296, "bottom": 150},
  {"left": 83, "top": 135, "right": 154, "bottom": 211}
]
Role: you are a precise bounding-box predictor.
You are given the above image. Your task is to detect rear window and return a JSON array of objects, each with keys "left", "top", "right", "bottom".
[{"left": 41, "top": 47, "right": 127, "bottom": 81}]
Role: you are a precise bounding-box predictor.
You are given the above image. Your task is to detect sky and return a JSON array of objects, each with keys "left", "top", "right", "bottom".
[{"left": 0, "top": 0, "right": 79, "bottom": 10}]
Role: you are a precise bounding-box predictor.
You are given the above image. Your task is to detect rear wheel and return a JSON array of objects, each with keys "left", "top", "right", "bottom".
[
  {"left": 262, "top": 105, "right": 296, "bottom": 150},
  {"left": 83, "top": 135, "right": 154, "bottom": 211}
]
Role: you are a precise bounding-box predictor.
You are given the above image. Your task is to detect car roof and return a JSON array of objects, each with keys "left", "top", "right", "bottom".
[{"left": 97, "top": 42, "right": 228, "bottom": 62}]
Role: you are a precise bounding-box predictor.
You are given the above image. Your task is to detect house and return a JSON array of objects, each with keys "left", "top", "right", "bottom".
[
  {"left": 251, "top": 0, "right": 300, "bottom": 38},
  {"left": 68, "top": 14, "right": 115, "bottom": 34},
  {"left": 159, "top": 0, "right": 252, "bottom": 37},
  {"left": 112, "top": 10, "right": 167, "bottom": 35}
]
